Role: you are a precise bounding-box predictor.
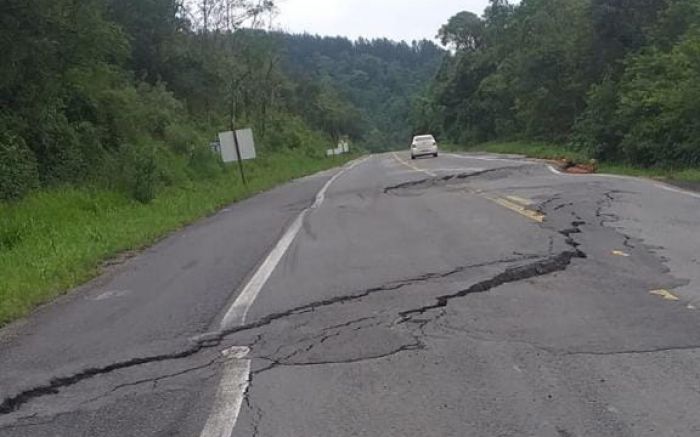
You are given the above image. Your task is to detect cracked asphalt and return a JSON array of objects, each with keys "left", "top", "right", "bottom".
[{"left": 2, "top": 152, "right": 700, "bottom": 436}]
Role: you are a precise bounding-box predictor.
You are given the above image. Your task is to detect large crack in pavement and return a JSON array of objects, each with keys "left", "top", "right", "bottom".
[
  {"left": 0, "top": 254, "right": 541, "bottom": 417},
  {"left": 384, "top": 165, "right": 531, "bottom": 194},
  {"left": 235, "top": 214, "right": 589, "bottom": 436},
  {"left": 0, "top": 184, "right": 606, "bottom": 424},
  {"left": 399, "top": 219, "right": 587, "bottom": 322}
]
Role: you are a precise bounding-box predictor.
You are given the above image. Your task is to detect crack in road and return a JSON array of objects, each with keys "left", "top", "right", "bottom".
[
  {"left": 563, "top": 345, "right": 700, "bottom": 356},
  {"left": 0, "top": 255, "right": 536, "bottom": 417},
  {"left": 256, "top": 342, "right": 424, "bottom": 371},
  {"left": 394, "top": 207, "right": 588, "bottom": 325},
  {"left": 77, "top": 356, "right": 223, "bottom": 408},
  {"left": 399, "top": 248, "right": 585, "bottom": 322},
  {"left": 2, "top": 166, "right": 696, "bottom": 436},
  {"left": 0, "top": 188, "right": 634, "bottom": 426},
  {"left": 383, "top": 165, "right": 530, "bottom": 194}
]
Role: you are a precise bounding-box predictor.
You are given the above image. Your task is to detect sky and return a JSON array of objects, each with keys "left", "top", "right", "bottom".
[{"left": 274, "top": 0, "right": 491, "bottom": 43}]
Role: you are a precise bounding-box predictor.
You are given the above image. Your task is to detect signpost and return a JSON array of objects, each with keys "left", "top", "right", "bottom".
[{"left": 218, "top": 127, "right": 257, "bottom": 186}]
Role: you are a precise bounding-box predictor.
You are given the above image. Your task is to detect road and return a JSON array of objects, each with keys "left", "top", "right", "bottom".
[{"left": 1, "top": 152, "right": 700, "bottom": 436}]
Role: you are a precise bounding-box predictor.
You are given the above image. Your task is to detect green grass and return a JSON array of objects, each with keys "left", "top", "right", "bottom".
[
  {"left": 0, "top": 151, "right": 356, "bottom": 326},
  {"left": 451, "top": 141, "right": 700, "bottom": 183}
]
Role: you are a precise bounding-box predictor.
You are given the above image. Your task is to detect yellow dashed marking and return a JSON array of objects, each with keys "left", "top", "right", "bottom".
[
  {"left": 650, "top": 289, "right": 680, "bottom": 301},
  {"left": 612, "top": 250, "right": 630, "bottom": 257},
  {"left": 391, "top": 156, "right": 544, "bottom": 223},
  {"left": 484, "top": 195, "right": 545, "bottom": 223},
  {"left": 505, "top": 195, "right": 533, "bottom": 206},
  {"left": 392, "top": 152, "right": 437, "bottom": 177}
]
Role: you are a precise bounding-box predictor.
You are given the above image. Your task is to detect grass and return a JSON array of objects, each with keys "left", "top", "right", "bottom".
[
  {"left": 451, "top": 141, "right": 700, "bottom": 183},
  {"left": 0, "top": 151, "right": 356, "bottom": 326}
]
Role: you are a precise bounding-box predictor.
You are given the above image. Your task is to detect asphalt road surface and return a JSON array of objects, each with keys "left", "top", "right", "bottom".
[{"left": 1, "top": 152, "right": 700, "bottom": 437}]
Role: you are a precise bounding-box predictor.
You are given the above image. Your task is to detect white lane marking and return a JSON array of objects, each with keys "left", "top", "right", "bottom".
[
  {"left": 218, "top": 212, "right": 306, "bottom": 330},
  {"left": 547, "top": 165, "right": 634, "bottom": 180},
  {"left": 447, "top": 153, "right": 524, "bottom": 163},
  {"left": 219, "top": 157, "right": 368, "bottom": 330},
  {"left": 199, "top": 347, "right": 251, "bottom": 437},
  {"left": 428, "top": 167, "right": 486, "bottom": 173},
  {"left": 200, "top": 157, "right": 367, "bottom": 437},
  {"left": 655, "top": 183, "right": 700, "bottom": 200},
  {"left": 548, "top": 165, "right": 700, "bottom": 200},
  {"left": 547, "top": 165, "right": 565, "bottom": 176},
  {"left": 90, "top": 289, "right": 132, "bottom": 301}
]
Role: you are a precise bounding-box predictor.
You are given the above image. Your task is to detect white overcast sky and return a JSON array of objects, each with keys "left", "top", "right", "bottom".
[{"left": 274, "top": 0, "right": 491, "bottom": 42}]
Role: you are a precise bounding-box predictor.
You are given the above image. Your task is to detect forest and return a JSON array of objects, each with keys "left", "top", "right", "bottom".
[
  {"left": 417, "top": 0, "right": 700, "bottom": 168},
  {"left": 0, "top": 1, "right": 445, "bottom": 322},
  {"left": 0, "top": 0, "right": 442, "bottom": 203},
  {"left": 274, "top": 33, "right": 444, "bottom": 149}
]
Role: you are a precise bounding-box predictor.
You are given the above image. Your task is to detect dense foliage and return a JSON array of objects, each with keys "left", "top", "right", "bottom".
[
  {"left": 2, "top": 1, "right": 432, "bottom": 202},
  {"left": 418, "top": 0, "right": 700, "bottom": 167},
  {"left": 273, "top": 33, "right": 444, "bottom": 150}
]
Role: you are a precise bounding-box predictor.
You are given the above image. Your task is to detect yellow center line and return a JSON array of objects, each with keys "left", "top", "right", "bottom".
[
  {"left": 392, "top": 152, "right": 437, "bottom": 177},
  {"left": 650, "top": 289, "right": 680, "bottom": 301},
  {"left": 489, "top": 196, "right": 545, "bottom": 223},
  {"left": 505, "top": 195, "right": 532, "bottom": 206},
  {"left": 392, "top": 153, "right": 544, "bottom": 223}
]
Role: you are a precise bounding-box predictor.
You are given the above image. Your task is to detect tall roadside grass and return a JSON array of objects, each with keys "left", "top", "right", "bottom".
[{"left": 0, "top": 151, "right": 356, "bottom": 326}]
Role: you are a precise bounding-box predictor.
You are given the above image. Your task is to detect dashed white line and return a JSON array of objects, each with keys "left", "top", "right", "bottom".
[
  {"left": 199, "top": 347, "right": 251, "bottom": 437},
  {"left": 200, "top": 156, "right": 368, "bottom": 437}
]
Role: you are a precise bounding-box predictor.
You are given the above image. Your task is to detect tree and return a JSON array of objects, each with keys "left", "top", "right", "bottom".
[{"left": 438, "top": 12, "right": 485, "bottom": 52}]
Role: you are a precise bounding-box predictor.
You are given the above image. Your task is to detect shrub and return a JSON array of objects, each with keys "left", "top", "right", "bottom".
[
  {"left": 0, "top": 133, "right": 39, "bottom": 201},
  {"left": 132, "top": 149, "right": 158, "bottom": 204},
  {"left": 188, "top": 145, "right": 223, "bottom": 180}
]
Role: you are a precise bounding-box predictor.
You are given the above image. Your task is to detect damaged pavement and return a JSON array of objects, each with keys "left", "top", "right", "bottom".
[{"left": 2, "top": 153, "right": 700, "bottom": 436}]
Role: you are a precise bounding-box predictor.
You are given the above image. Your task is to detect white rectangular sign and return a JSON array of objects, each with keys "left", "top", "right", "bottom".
[
  {"left": 327, "top": 140, "right": 350, "bottom": 157},
  {"left": 218, "top": 129, "right": 256, "bottom": 163}
]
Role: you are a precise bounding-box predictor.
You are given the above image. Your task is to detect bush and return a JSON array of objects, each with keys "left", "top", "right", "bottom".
[
  {"left": 617, "top": 31, "right": 700, "bottom": 167},
  {"left": 165, "top": 123, "right": 200, "bottom": 155},
  {"left": 265, "top": 113, "right": 329, "bottom": 156},
  {"left": 0, "top": 133, "right": 39, "bottom": 201},
  {"left": 573, "top": 29, "right": 700, "bottom": 168},
  {"left": 132, "top": 148, "right": 158, "bottom": 204},
  {"left": 31, "top": 114, "right": 89, "bottom": 186},
  {"left": 188, "top": 145, "right": 223, "bottom": 180},
  {"left": 570, "top": 78, "right": 624, "bottom": 161}
]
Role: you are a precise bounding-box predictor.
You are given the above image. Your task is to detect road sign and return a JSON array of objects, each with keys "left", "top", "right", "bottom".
[
  {"left": 327, "top": 139, "right": 350, "bottom": 157},
  {"left": 218, "top": 129, "right": 256, "bottom": 163}
]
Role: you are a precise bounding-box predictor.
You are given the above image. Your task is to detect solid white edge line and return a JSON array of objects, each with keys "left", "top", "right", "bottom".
[
  {"left": 547, "top": 164, "right": 700, "bottom": 200},
  {"left": 656, "top": 183, "right": 700, "bottom": 199},
  {"left": 218, "top": 211, "right": 306, "bottom": 330},
  {"left": 447, "top": 153, "right": 523, "bottom": 163},
  {"left": 200, "top": 156, "right": 367, "bottom": 437},
  {"left": 547, "top": 164, "right": 565, "bottom": 176},
  {"left": 219, "top": 156, "right": 367, "bottom": 330}
]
